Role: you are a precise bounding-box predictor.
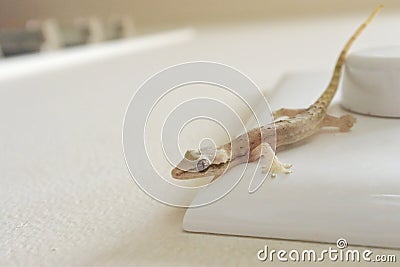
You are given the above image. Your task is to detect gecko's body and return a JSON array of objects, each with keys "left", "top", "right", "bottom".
[{"left": 171, "top": 6, "right": 383, "bottom": 181}]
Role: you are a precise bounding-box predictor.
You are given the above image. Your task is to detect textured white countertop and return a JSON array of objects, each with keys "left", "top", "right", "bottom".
[{"left": 1, "top": 14, "right": 400, "bottom": 266}]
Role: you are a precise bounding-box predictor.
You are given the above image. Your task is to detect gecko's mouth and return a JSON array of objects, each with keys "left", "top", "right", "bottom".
[
  {"left": 171, "top": 166, "right": 213, "bottom": 180},
  {"left": 171, "top": 162, "right": 228, "bottom": 180}
]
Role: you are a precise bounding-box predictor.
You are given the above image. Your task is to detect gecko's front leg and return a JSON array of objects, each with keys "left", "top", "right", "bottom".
[{"left": 249, "top": 142, "right": 292, "bottom": 177}]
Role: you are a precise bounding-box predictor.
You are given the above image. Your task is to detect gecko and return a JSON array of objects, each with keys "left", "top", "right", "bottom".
[{"left": 171, "top": 5, "right": 383, "bottom": 184}]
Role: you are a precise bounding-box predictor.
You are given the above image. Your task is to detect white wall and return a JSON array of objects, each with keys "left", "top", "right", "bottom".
[{"left": 1, "top": 0, "right": 400, "bottom": 29}]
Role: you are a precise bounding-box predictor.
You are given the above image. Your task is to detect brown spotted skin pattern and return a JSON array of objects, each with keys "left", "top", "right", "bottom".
[{"left": 171, "top": 5, "right": 383, "bottom": 180}]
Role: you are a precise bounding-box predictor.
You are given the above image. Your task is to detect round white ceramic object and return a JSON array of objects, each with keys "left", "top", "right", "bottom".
[{"left": 342, "top": 46, "right": 400, "bottom": 118}]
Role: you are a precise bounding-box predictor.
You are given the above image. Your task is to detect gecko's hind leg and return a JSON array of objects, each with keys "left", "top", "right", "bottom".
[
  {"left": 323, "top": 114, "right": 356, "bottom": 132},
  {"left": 249, "top": 142, "right": 292, "bottom": 177},
  {"left": 273, "top": 108, "right": 306, "bottom": 120}
]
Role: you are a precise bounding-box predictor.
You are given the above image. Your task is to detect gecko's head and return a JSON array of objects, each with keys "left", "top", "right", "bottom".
[{"left": 171, "top": 148, "right": 229, "bottom": 180}]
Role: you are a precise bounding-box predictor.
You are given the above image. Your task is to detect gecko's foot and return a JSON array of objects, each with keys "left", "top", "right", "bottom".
[
  {"left": 322, "top": 114, "right": 357, "bottom": 132},
  {"left": 257, "top": 142, "right": 292, "bottom": 177},
  {"left": 261, "top": 157, "right": 293, "bottom": 176},
  {"left": 339, "top": 115, "right": 356, "bottom": 132}
]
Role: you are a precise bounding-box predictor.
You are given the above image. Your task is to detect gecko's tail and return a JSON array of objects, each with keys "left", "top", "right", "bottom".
[{"left": 314, "top": 4, "right": 383, "bottom": 109}]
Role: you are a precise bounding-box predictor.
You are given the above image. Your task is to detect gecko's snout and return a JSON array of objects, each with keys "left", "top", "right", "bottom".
[{"left": 171, "top": 167, "right": 184, "bottom": 179}]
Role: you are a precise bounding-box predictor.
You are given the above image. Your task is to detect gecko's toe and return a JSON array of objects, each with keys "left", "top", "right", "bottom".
[
  {"left": 281, "top": 165, "right": 292, "bottom": 174},
  {"left": 283, "top": 169, "right": 293, "bottom": 174},
  {"left": 284, "top": 162, "right": 293, "bottom": 173},
  {"left": 339, "top": 115, "right": 356, "bottom": 132}
]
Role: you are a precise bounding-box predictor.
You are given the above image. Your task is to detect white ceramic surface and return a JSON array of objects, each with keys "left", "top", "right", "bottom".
[
  {"left": 184, "top": 71, "right": 400, "bottom": 249},
  {"left": 342, "top": 46, "right": 400, "bottom": 118}
]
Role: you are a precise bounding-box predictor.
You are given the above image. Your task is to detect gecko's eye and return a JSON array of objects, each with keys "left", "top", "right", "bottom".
[{"left": 196, "top": 158, "right": 210, "bottom": 172}]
